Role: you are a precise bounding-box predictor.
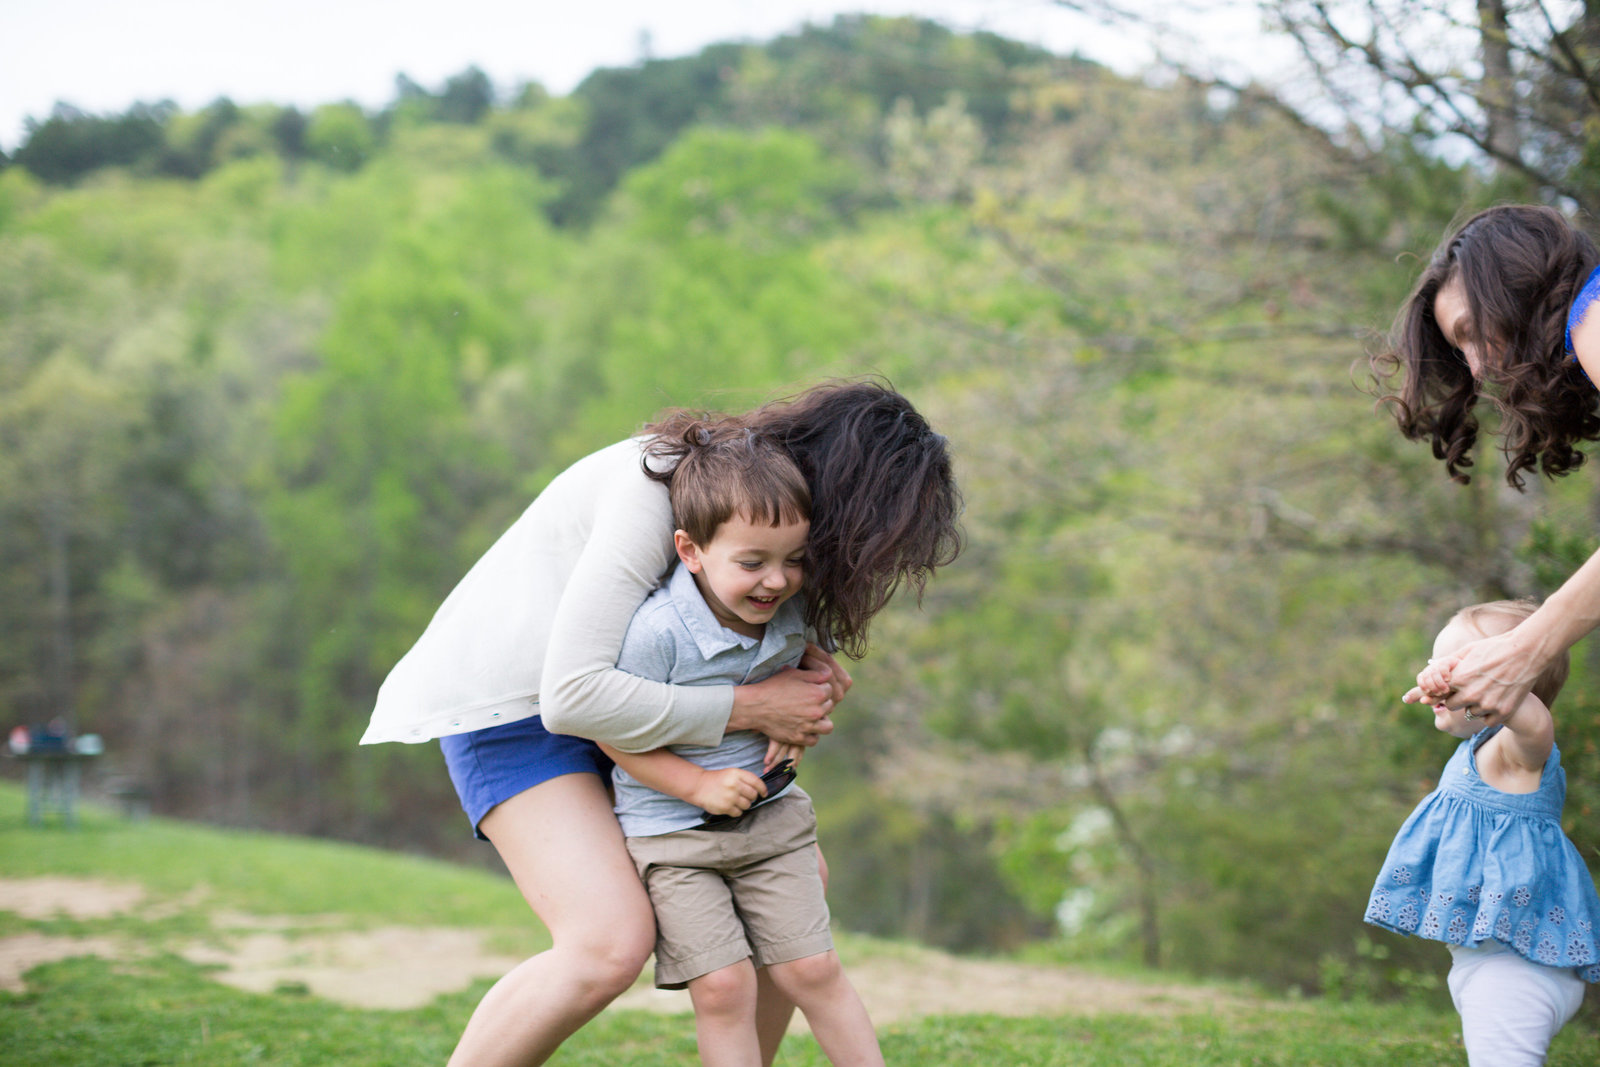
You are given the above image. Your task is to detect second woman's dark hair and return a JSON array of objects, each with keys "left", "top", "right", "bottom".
[
  {"left": 644, "top": 379, "right": 963, "bottom": 657},
  {"left": 1371, "top": 204, "right": 1600, "bottom": 487}
]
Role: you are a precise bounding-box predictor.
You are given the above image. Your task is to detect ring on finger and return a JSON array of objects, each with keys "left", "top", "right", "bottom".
[{"left": 1462, "top": 705, "right": 1478, "bottom": 721}]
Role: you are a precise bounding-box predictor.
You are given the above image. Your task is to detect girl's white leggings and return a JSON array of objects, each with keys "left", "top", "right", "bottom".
[{"left": 1448, "top": 941, "right": 1585, "bottom": 1066}]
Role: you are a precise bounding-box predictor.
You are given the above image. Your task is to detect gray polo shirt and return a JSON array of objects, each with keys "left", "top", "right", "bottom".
[{"left": 612, "top": 563, "right": 807, "bottom": 836}]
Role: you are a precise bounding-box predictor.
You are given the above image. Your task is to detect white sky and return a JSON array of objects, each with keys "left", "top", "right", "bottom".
[{"left": 0, "top": 0, "right": 1290, "bottom": 152}]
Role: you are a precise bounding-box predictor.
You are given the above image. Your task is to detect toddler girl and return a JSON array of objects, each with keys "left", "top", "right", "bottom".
[{"left": 1366, "top": 600, "right": 1600, "bottom": 1065}]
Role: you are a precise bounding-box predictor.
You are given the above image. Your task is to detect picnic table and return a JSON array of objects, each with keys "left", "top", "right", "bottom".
[{"left": 7, "top": 728, "right": 102, "bottom": 827}]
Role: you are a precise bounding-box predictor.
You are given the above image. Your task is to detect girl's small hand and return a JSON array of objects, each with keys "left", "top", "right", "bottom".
[
  {"left": 1415, "top": 660, "right": 1454, "bottom": 702},
  {"left": 689, "top": 767, "right": 766, "bottom": 817}
]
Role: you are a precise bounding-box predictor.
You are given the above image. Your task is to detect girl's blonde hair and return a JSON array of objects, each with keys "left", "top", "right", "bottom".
[{"left": 1452, "top": 599, "right": 1570, "bottom": 707}]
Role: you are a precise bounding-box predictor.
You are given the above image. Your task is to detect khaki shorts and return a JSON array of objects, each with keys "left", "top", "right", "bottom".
[{"left": 625, "top": 790, "right": 833, "bottom": 988}]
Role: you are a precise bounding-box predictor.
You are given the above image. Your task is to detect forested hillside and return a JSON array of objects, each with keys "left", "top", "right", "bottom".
[{"left": 5, "top": 11, "right": 1600, "bottom": 997}]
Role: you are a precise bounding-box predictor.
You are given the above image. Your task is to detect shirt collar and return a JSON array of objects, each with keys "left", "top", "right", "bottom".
[{"left": 666, "top": 562, "right": 803, "bottom": 663}]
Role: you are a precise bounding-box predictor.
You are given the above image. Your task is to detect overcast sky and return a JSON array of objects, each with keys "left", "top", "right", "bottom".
[{"left": 0, "top": 0, "right": 1287, "bottom": 152}]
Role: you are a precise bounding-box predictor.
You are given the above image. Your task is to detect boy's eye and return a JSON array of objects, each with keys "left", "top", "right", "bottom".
[
  {"left": 786, "top": 556, "right": 805, "bottom": 567},
  {"left": 739, "top": 561, "right": 762, "bottom": 570}
]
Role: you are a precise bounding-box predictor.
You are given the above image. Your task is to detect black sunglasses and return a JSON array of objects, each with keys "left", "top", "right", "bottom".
[{"left": 694, "top": 759, "right": 796, "bottom": 829}]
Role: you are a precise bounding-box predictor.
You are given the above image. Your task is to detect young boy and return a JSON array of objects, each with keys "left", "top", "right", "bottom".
[{"left": 600, "top": 428, "right": 883, "bottom": 1067}]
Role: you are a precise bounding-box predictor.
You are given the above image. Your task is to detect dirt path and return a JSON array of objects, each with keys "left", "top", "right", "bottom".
[{"left": 0, "top": 876, "right": 1246, "bottom": 1023}]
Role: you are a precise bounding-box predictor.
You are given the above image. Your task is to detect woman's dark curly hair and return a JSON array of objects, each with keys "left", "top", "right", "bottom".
[
  {"left": 1371, "top": 204, "right": 1600, "bottom": 487},
  {"left": 642, "top": 379, "right": 963, "bottom": 658}
]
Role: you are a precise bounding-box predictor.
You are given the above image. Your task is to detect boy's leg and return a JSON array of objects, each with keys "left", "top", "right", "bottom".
[
  {"left": 753, "top": 967, "right": 795, "bottom": 1067},
  {"left": 764, "top": 951, "right": 883, "bottom": 1067},
  {"left": 689, "top": 959, "right": 762, "bottom": 1067},
  {"left": 754, "top": 845, "right": 828, "bottom": 1065},
  {"left": 717, "top": 798, "right": 877, "bottom": 1064}
]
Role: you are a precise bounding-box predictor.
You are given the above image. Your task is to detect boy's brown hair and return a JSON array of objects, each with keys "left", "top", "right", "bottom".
[
  {"left": 1452, "top": 599, "right": 1569, "bottom": 707},
  {"left": 661, "top": 423, "right": 810, "bottom": 547}
]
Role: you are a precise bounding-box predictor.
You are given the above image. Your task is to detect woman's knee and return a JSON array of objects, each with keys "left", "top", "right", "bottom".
[{"left": 562, "top": 915, "right": 654, "bottom": 997}]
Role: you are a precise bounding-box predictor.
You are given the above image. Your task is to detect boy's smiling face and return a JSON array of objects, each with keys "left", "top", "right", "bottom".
[{"left": 675, "top": 512, "right": 808, "bottom": 639}]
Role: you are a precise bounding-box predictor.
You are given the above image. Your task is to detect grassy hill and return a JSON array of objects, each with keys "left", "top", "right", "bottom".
[{"left": 1, "top": 781, "right": 1595, "bottom": 1065}]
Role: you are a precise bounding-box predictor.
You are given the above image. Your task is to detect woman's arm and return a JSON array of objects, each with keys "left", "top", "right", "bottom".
[
  {"left": 1425, "top": 553, "right": 1600, "bottom": 723},
  {"left": 538, "top": 460, "right": 730, "bottom": 751},
  {"left": 539, "top": 448, "right": 842, "bottom": 752}
]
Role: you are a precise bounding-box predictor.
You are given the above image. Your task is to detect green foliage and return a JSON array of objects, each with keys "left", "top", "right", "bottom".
[
  {"left": 540, "top": 126, "right": 875, "bottom": 453},
  {"left": 11, "top": 102, "right": 174, "bottom": 182},
  {"left": 259, "top": 161, "right": 568, "bottom": 829},
  {"left": 750, "top": 16, "right": 1055, "bottom": 139},
  {"left": 304, "top": 104, "right": 374, "bottom": 172}
]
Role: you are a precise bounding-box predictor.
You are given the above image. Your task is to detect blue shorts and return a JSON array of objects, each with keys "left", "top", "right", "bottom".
[{"left": 439, "top": 714, "right": 614, "bottom": 841}]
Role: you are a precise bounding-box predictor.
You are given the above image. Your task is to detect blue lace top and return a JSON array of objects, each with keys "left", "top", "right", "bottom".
[{"left": 1365, "top": 728, "right": 1600, "bottom": 980}]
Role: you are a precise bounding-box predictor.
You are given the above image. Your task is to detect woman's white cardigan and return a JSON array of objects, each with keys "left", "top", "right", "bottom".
[{"left": 359, "top": 438, "right": 732, "bottom": 752}]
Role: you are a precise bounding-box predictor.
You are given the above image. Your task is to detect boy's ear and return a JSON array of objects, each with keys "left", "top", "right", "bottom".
[{"left": 674, "top": 530, "right": 704, "bottom": 573}]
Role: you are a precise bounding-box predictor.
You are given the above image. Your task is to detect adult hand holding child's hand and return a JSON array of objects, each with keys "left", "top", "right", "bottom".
[{"left": 1414, "top": 630, "right": 1542, "bottom": 727}]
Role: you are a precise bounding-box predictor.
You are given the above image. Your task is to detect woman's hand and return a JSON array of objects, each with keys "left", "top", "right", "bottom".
[
  {"left": 799, "top": 642, "right": 853, "bottom": 707},
  {"left": 1418, "top": 629, "right": 1541, "bottom": 727},
  {"left": 729, "top": 666, "right": 835, "bottom": 747}
]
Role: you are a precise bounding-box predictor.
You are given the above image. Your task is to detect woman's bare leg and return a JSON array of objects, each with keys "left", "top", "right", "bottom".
[{"left": 447, "top": 773, "right": 656, "bottom": 1067}]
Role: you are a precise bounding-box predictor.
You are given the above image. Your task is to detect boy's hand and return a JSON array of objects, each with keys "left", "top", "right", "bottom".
[
  {"left": 763, "top": 739, "right": 805, "bottom": 771},
  {"left": 688, "top": 767, "right": 766, "bottom": 817}
]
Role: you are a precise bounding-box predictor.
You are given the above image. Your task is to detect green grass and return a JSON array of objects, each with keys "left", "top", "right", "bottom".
[
  {"left": 0, "top": 782, "right": 536, "bottom": 932},
  {"left": 2, "top": 780, "right": 1597, "bottom": 1065}
]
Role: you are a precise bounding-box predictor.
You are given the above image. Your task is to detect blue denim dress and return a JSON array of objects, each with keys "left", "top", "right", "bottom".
[{"left": 1365, "top": 729, "right": 1600, "bottom": 981}]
